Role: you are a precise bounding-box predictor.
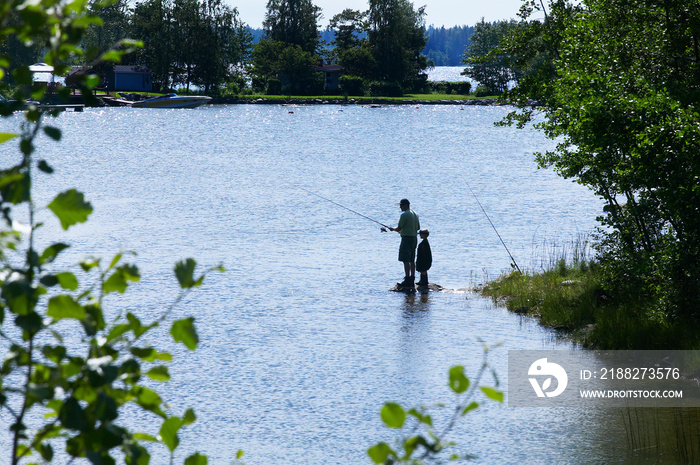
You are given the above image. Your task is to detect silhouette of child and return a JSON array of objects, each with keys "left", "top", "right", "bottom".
[{"left": 416, "top": 229, "right": 432, "bottom": 287}]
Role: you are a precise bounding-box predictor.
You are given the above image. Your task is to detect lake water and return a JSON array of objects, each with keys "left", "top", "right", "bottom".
[
  {"left": 427, "top": 65, "right": 470, "bottom": 82},
  {"left": 0, "top": 104, "right": 676, "bottom": 464}
]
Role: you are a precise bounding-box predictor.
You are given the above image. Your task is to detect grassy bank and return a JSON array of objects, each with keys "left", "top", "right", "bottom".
[
  {"left": 478, "top": 248, "right": 700, "bottom": 349},
  {"left": 97, "top": 90, "right": 501, "bottom": 105},
  {"left": 212, "top": 93, "right": 499, "bottom": 104}
]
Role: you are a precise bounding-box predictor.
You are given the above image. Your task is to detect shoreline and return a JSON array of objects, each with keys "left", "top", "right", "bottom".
[
  {"left": 93, "top": 93, "right": 506, "bottom": 107},
  {"left": 209, "top": 96, "right": 505, "bottom": 106}
]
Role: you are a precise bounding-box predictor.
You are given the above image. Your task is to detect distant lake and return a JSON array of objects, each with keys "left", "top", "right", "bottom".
[
  {"left": 1, "top": 104, "right": 674, "bottom": 464},
  {"left": 427, "top": 65, "right": 470, "bottom": 82}
]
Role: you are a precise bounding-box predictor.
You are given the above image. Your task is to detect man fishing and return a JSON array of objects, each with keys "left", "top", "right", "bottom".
[{"left": 389, "top": 199, "right": 420, "bottom": 288}]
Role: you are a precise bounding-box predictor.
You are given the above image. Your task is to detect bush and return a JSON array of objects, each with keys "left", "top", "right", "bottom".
[
  {"left": 474, "top": 85, "right": 492, "bottom": 97},
  {"left": 251, "top": 76, "right": 265, "bottom": 93},
  {"left": 429, "top": 81, "right": 447, "bottom": 93},
  {"left": 453, "top": 81, "right": 471, "bottom": 94},
  {"left": 266, "top": 77, "right": 282, "bottom": 95},
  {"left": 339, "top": 75, "right": 365, "bottom": 96},
  {"left": 428, "top": 81, "right": 472, "bottom": 95},
  {"left": 221, "top": 75, "right": 249, "bottom": 97},
  {"left": 405, "top": 73, "right": 430, "bottom": 93},
  {"left": 368, "top": 81, "right": 403, "bottom": 97}
]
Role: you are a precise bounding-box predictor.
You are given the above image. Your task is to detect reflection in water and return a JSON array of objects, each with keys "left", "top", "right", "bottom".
[
  {"left": 401, "top": 290, "right": 432, "bottom": 316},
  {"left": 398, "top": 292, "right": 433, "bottom": 385}
]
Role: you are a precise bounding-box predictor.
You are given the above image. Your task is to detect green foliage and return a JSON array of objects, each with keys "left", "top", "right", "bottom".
[
  {"left": 480, "top": 264, "right": 601, "bottom": 331},
  {"left": 129, "top": 0, "right": 252, "bottom": 92},
  {"left": 82, "top": 0, "right": 132, "bottom": 63},
  {"left": 367, "top": 345, "right": 502, "bottom": 464},
  {"left": 265, "top": 77, "right": 283, "bottom": 95},
  {"left": 380, "top": 402, "right": 407, "bottom": 429},
  {"left": 253, "top": 0, "right": 328, "bottom": 95},
  {"left": 473, "top": 85, "right": 492, "bottom": 97},
  {"left": 462, "top": 19, "right": 521, "bottom": 95},
  {"left": 478, "top": 235, "right": 700, "bottom": 349},
  {"left": 485, "top": 0, "right": 581, "bottom": 129},
  {"left": 130, "top": 0, "right": 172, "bottom": 90},
  {"left": 220, "top": 74, "right": 250, "bottom": 96},
  {"left": 1, "top": 2, "right": 224, "bottom": 464},
  {"left": 47, "top": 189, "right": 93, "bottom": 230},
  {"left": 424, "top": 25, "right": 474, "bottom": 66},
  {"left": 492, "top": 0, "right": 700, "bottom": 323},
  {"left": 427, "top": 81, "right": 471, "bottom": 95},
  {"left": 263, "top": 0, "right": 322, "bottom": 54},
  {"left": 188, "top": 0, "right": 252, "bottom": 94},
  {"left": 327, "top": 9, "right": 375, "bottom": 79},
  {"left": 339, "top": 75, "right": 364, "bottom": 96},
  {"left": 366, "top": 0, "right": 429, "bottom": 92},
  {"left": 368, "top": 80, "right": 403, "bottom": 97},
  {"left": 251, "top": 40, "right": 323, "bottom": 95},
  {"left": 481, "top": 262, "right": 700, "bottom": 350}
]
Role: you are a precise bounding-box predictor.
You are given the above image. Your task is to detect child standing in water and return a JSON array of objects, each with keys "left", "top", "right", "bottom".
[{"left": 416, "top": 229, "right": 432, "bottom": 287}]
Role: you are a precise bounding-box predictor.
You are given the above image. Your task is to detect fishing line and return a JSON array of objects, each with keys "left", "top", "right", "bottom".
[
  {"left": 294, "top": 184, "right": 390, "bottom": 232},
  {"left": 466, "top": 181, "right": 522, "bottom": 273}
]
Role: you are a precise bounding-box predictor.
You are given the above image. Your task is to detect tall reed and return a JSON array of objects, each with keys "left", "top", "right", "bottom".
[{"left": 622, "top": 408, "right": 700, "bottom": 462}]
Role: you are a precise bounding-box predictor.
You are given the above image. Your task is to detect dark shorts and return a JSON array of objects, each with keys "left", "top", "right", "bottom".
[{"left": 398, "top": 236, "right": 417, "bottom": 263}]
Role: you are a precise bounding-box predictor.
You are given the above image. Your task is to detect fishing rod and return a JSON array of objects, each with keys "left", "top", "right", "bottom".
[
  {"left": 296, "top": 185, "right": 390, "bottom": 232},
  {"left": 466, "top": 181, "right": 522, "bottom": 273}
]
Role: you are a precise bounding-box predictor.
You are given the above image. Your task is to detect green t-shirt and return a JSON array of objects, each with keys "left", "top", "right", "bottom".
[{"left": 398, "top": 209, "right": 420, "bottom": 237}]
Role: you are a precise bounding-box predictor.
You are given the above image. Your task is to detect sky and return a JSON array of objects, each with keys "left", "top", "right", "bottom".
[{"left": 232, "top": 0, "right": 526, "bottom": 29}]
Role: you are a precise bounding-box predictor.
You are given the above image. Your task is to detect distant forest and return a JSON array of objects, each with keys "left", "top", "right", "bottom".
[
  {"left": 247, "top": 24, "right": 473, "bottom": 67},
  {"left": 423, "top": 25, "right": 475, "bottom": 66}
]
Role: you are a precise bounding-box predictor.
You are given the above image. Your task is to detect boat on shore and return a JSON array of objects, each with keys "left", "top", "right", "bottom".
[{"left": 130, "top": 93, "right": 211, "bottom": 109}]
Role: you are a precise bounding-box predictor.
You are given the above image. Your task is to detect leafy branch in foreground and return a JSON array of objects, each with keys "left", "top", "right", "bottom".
[
  {"left": 2, "top": 250, "right": 223, "bottom": 464},
  {"left": 367, "top": 343, "right": 503, "bottom": 464},
  {"left": 1, "top": 1, "right": 229, "bottom": 464}
]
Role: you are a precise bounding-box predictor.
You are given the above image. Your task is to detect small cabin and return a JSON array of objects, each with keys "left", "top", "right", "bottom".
[
  {"left": 66, "top": 65, "right": 152, "bottom": 92},
  {"left": 104, "top": 65, "right": 152, "bottom": 92},
  {"left": 314, "top": 61, "right": 344, "bottom": 92}
]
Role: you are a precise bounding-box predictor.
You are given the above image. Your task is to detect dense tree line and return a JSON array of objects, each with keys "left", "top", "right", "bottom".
[
  {"left": 250, "top": 0, "right": 429, "bottom": 96},
  {"left": 1, "top": 0, "right": 252, "bottom": 94},
  {"left": 250, "top": 0, "right": 324, "bottom": 94},
  {"left": 2, "top": 0, "right": 464, "bottom": 97},
  {"left": 424, "top": 25, "right": 474, "bottom": 66},
  {"left": 125, "top": 0, "right": 251, "bottom": 93},
  {"left": 473, "top": 0, "right": 700, "bottom": 324},
  {"left": 246, "top": 24, "right": 472, "bottom": 68}
]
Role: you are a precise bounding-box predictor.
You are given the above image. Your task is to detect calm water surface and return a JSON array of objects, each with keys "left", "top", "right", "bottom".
[
  {"left": 427, "top": 65, "right": 471, "bottom": 82},
  {"left": 1, "top": 104, "right": 669, "bottom": 463}
]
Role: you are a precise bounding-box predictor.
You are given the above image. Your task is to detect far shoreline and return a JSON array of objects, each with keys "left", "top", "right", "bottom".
[
  {"left": 210, "top": 96, "right": 506, "bottom": 106},
  {"left": 93, "top": 92, "right": 506, "bottom": 107}
]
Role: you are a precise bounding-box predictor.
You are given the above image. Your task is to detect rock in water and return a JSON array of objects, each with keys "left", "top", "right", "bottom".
[{"left": 389, "top": 283, "right": 444, "bottom": 293}]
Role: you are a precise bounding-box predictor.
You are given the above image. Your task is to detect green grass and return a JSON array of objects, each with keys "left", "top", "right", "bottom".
[
  {"left": 103, "top": 90, "right": 498, "bottom": 102},
  {"left": 404, "top": 93, "right": 480, "bottom": 100},
  {"left": 478, "top": 259, "right": 600, "bottom": 333},
  {"left": 221, "top": 93, "right": 494, "bottom": 102},
  {"left": 477, "top": 238, "right": 700, "bottom": 349}
]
